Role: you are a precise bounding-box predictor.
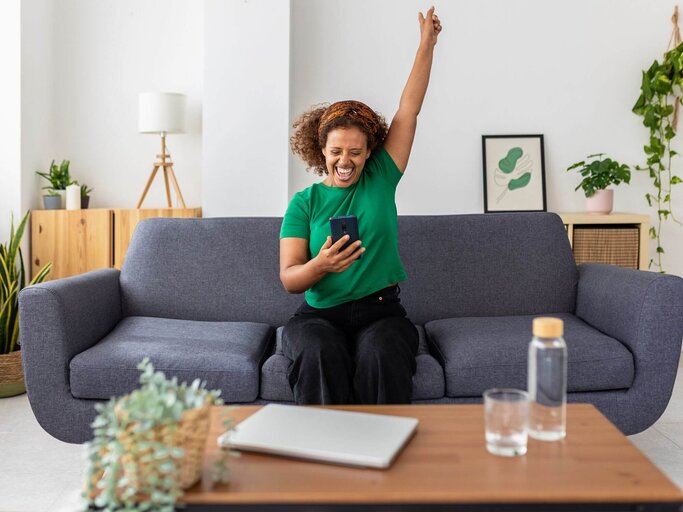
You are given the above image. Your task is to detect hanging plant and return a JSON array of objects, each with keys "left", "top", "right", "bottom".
[{"left": 632, "top": 21, "right": 683, "bottom": 272}]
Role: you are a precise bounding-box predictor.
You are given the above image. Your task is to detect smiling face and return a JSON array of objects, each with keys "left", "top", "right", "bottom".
[{"left": 321, "top": 127, "right": 372, "bottom": 187}]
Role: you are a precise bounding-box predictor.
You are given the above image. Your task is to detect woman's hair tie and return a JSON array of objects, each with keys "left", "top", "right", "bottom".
[{"left": 317, "top": 100, "right": 379, "bottom": 141}]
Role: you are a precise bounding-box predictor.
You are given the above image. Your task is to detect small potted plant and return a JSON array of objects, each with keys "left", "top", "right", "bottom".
[
  {"left": 0, "top": 211, "right": 51, "bottom": 397},
  {"left": 566, "top": 154, "right": 631, "bottom": 214},
  {"left": 84, "top": 358, "right": 235, "bottom": 511},
  {"left": 36, "top": 159, "right": 72, "bottom": 209},
  {"left": 80, "top": 183, "right": 93, "bottom": 209},
  {"left": 42, "top": 189, "right": 62, "bottom": 210}
]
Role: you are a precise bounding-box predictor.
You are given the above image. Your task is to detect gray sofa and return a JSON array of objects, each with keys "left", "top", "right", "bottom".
[{"left": 19, "top": 213, "right": 683, "bottom": 443}]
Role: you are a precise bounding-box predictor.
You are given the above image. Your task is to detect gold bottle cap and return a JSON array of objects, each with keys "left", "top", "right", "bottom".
[{"left": 533, "top": 317, "right": 564, "bottom": 338}]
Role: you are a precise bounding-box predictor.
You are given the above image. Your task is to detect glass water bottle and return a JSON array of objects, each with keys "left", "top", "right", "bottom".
[{"left": 528, "top": 317, "right": 567, "bottom": 441}]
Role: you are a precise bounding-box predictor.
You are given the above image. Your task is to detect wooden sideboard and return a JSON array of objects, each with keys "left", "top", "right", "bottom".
[
  {"left": 31, "top": 207, "right": 201, "bottom": 280},
  {"left": 557, "top": 212, "right": 650, "bottom": 271}
]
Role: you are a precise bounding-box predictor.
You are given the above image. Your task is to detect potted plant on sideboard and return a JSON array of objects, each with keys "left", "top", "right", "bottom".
[
  {"left": 0, "top": 211, "right": 51, "bottom": 397},
  {"left": 566, "top": 154, "right": 631, "bottom": 214},
  {"left": 42, "top": 189, "right": 61, "bottom": 210},
  {"left": 79, "top": 183, "right": 93, "bottom": 209},
  {"left": 36, "top": 159, "right": 72, "bottom": 209}
]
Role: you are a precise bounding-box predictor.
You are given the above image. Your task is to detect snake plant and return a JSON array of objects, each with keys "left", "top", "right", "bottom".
[{"left": 1, "top": 211, "right": 51, "bottom": 354}]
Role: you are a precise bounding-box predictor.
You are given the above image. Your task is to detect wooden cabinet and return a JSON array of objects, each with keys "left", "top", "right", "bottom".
[
  {"left": 31, "top": 209, "right": 113, "bottom": 280},
  {"left": 31, "top": 207, "right": 201, "bottom": 280},
  {"left": 557, "top": 213, "right": 650, "bottom": 270}
]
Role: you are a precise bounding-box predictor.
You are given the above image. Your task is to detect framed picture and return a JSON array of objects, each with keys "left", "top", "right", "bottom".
[{"left": 482, "top": 134, "right": 547, "bottom": 213}]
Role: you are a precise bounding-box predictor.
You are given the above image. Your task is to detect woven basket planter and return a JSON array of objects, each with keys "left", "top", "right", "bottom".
[
  {"left": 88, "top": 401, "right": 212, "bottom": 502},
  {"left": 0, "top": 351, "right": 26, "bottom": 398}
]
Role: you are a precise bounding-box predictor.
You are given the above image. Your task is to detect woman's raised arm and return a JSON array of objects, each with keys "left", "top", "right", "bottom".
[{"left": 384, "top": 6, "right": 442, "bottom": 173}]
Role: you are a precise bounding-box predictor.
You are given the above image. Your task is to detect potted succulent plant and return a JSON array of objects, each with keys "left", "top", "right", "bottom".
[
  {"left": 80, "top": 183, "right": 93, "bottom": 209},
  {"left": 566, "top": 154, "right": 631, "bottom": 214},
  {"left": 84, "top": 358, "right": 235, "bottom": 511},
  {"left": 0, "top": 211, "right": 51, "bottom": 397},
  {"left": 36, "top": 159, "right": 72, "bottom": 209}
]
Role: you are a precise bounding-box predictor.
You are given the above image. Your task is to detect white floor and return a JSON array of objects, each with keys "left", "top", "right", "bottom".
[{"left": 1, "top": 358, "right": 683, "bottom": 512}]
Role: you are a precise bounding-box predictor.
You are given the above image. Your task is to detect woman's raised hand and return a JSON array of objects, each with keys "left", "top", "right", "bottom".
[
  {"left": 315, "top": 235, "right": 365, "bottom": 274},
  {"left": 418, "top": 6, "right": 442, "bottom": 47}
]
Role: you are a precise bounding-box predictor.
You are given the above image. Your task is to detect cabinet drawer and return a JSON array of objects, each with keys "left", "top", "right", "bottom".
[
  {"left": 572, "top": 225, "right": 640, "bottom": 269},
  {"left": 31, "top": 209, "right": 113, "bottom": 281}
]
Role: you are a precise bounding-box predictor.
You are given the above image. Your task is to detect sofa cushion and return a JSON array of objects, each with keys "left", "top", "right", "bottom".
[
  {"left": 425, "top": 313, "right": 634, "bottom": 398},
  {"left": 120, "top": 218, "right": 301, "bottom": 326},
  {"left": 398, "top": 213, "right": 578, "bottom": 325},
  {"left": 70, "top": 316, "right": 273, "bottom": 402},
  {"left": 260, "top": 325, "right": 445, "bottom": 401}
]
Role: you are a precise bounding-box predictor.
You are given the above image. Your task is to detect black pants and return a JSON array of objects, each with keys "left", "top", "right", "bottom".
[{"left": 281, "top": 285, "right": 419, "bottom": 405}]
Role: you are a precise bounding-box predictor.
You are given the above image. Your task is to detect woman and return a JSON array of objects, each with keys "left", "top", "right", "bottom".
[{"left": 279, "top": 7, "right": 442, "bottom": 405}]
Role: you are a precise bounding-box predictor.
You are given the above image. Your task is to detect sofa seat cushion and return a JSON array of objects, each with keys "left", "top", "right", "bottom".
[
  {"left": 425, "top": 313, "right": 634, "bottom": 398},
  {"left": 260, "top": 325, "right": 445, "bottom": 401},
  {"left": 70, "top": 316, "right": 273, "bottom": 402}
]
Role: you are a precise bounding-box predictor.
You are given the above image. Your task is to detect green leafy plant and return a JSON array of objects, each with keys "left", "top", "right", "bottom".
[
  {"left": 566, "top": 154, "right": 631, "bottom": 198},
  {"left": 80, "top": 183, "right": 93, "bottom": 197},
  {"left": 632, "top": 42, "right": 683, "bottom": 272},
  {"left": 84, "top": 358, "right": 236, "bottom": 512},
  {"left": 1, "top": 211, "right": 52, "bottom": 354},
  {"left": 36, "top": 159, "right": 72, "bottom": 192}
]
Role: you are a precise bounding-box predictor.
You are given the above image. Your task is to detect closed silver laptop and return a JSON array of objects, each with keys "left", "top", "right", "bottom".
[{"left": 218, "top": 404, "right": 418, "bottom": 469}]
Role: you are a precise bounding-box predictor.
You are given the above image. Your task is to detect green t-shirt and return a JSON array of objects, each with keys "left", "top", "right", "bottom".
[{"left": 280, "top": 147, "right": 407, "bottom": 309}]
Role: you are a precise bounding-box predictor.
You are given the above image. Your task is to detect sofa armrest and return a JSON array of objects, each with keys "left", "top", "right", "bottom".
[
  {"left": 18, "top": 268, "right": 122, "bottom": 442},
  {"left": 576, "top": 263, "right": 683, "bottom": 354},
  {"left": 576, "top": 263, "right": 683, "bottom": 431}
]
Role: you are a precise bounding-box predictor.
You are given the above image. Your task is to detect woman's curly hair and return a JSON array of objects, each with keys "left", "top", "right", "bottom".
[{"left": 290, "top": 100, "right": 389, "bottom": 176}]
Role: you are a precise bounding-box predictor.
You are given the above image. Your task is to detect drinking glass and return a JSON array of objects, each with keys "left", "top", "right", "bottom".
[{"left": 483, "top": 388, "right": 529, "bottom": 457}]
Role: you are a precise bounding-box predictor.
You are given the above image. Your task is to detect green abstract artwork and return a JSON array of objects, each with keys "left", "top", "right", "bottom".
[{"left": 494, "top": 147, "right": 533, "bottom": 204}]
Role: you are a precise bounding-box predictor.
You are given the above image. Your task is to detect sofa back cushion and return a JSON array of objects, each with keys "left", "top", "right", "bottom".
[
  {"left": 121, "top": 217, "right": 302, "bottom": 326},
  {"left": 120, "top": 213, "right": 577, "bottom": 326},
  {"left": 397, "top": 213, "right": 578, "bottom": 324}
]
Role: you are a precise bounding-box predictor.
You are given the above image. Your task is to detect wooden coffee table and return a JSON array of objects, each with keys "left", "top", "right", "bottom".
[{"left": 181, "top": 404, "right": 683, "bottom": 511}]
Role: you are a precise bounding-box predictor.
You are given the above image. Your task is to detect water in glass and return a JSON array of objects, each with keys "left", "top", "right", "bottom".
[{"left": 483, "top": 388, "right": 529, "bottom": 457}]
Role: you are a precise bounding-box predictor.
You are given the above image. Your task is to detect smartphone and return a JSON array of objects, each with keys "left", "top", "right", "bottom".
[{"left": 329, "top": 215, "right": 361, "bottom": 257}]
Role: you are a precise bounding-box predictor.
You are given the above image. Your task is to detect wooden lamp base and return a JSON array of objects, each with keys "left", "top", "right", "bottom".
[{"left": 137, "top": 133, "right": 187, "bottom": 209}]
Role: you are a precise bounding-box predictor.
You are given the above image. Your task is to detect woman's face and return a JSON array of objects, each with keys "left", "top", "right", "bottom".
[{"left": 322, "top": 127, "right": 371, "bottom": 188}]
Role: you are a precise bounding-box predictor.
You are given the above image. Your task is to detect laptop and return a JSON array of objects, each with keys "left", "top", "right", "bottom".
[{"left": 218, "top": 404, "right": 419, "bottom": 469}]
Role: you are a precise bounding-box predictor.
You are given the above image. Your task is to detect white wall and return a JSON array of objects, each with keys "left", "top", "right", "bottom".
[
  {"left": 0, "top": 0, "right": 21, "bottom": 243},
  {"left": 50, "top": 0, "right": 203, "bottom": 210},
  {"left": 10, "top": 1, "right": 683, "bottom": 274},
  {"left": 22, "top": 0, "right": 55, "bottom": 220},
  {"left": 285, "top": 0, "right": 683, "bottom": 275},
  {"left": 203, "top": 0, "right": 290, "bottom": 217}
]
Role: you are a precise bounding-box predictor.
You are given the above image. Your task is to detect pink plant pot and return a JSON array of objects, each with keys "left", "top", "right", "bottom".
[{"left": 586, "top": 189, "right": 614, "bottom": 214}]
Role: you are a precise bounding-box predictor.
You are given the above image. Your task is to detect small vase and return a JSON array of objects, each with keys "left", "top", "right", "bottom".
[
  {"left": 0, "top": 350, "right": 26, "bottom": 398},
  {"left": 66, "top": 184, "right": 81, "bottom": 210},
  {"left": 43, "top": 195, "right": 62, "bottom": 209},
  {"left": 586, "top": 189, "right": 613, "bottom": 214},
  {"left": 81, "top": 195, "right": 90, "bottom": 209}
]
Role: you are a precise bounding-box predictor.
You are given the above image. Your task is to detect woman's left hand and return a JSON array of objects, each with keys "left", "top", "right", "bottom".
[{"left": 419, "top": 6, "right": 442, "bottom": 47}]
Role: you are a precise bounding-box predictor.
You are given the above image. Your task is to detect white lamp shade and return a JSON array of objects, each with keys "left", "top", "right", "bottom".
[{"left": 138, "top": 92, "right": 187, "bottom": 134}]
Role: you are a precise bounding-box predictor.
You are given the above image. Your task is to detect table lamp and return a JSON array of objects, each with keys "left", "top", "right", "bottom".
[{"left": 137, "top": 92, "right": 187, "bottom": 208}]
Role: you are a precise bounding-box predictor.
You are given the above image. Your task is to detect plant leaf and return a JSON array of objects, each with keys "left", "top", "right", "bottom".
[{"left": 508, "top": 172, "right": 532, "bottom": 191}]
